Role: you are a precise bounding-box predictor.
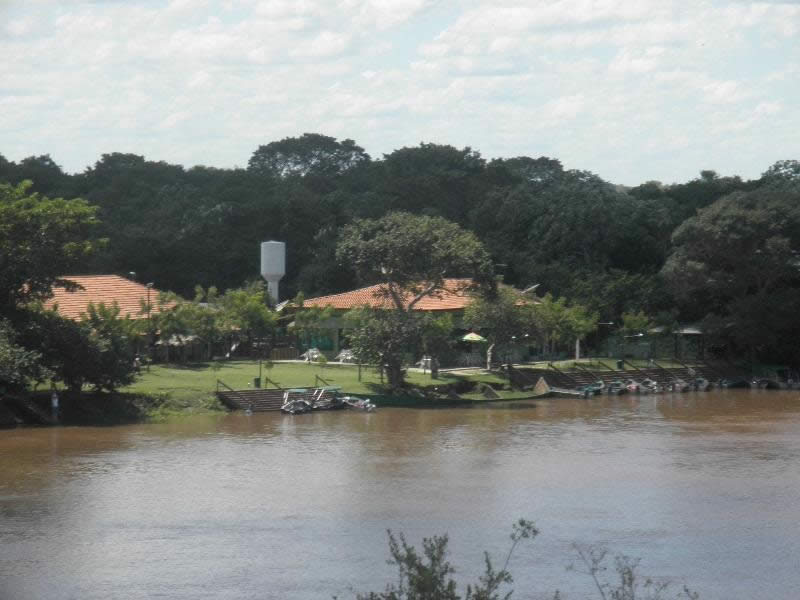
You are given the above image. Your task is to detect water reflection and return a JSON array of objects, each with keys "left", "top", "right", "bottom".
[{"left": 1, "top": 390, "right": 799, "bottom": 600}]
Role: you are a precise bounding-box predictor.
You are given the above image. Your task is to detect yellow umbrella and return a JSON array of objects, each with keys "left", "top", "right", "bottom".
[{"left": 461, "top": 332, "right": 487, "bottom": 342}]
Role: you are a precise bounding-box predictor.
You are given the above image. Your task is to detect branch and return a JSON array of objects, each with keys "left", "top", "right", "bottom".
[{"left": 407, "top": 281, "right": 440, "bottom": 311}]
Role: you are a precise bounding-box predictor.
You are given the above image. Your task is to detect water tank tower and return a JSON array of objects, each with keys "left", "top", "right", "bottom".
[{"left": 260, "top": 241, "right": 285, "bottom": 303}]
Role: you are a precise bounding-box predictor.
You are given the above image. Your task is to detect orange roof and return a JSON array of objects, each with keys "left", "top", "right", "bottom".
[
  {"left": 44, "top": 275, "right": 171, "bottom": 320},
  {"left": 303, "top": 278, "right": 478, "bottom": 311}
]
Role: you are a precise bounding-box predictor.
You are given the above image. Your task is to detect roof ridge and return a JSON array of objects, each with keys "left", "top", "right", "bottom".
[{"left": 305, "top": 277, "right": 472, "bottom": 302}]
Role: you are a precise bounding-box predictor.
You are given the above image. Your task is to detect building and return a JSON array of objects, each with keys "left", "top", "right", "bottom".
[
  {"left": 44, "top": 275, "right": 170, "bottom": 320},
  {"left": 293, "top": 278, "right": 529, "bottom": 359}
]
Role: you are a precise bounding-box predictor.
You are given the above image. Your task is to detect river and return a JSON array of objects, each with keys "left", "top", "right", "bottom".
[{"left": 1, "top": 389, "right": 799, "bottom": 600}]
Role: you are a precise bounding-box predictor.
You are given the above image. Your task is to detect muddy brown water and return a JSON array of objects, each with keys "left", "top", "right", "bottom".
[{"left": 1, "top": 390, "right": 799, "bottom": 600}]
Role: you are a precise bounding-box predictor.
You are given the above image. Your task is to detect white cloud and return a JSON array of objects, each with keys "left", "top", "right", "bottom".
[
  {"left": 0, "top": 0, "right": 797, "bottom": 185},
  {"left": 290, "top": 30, "right": 351, "bottom": 58}
]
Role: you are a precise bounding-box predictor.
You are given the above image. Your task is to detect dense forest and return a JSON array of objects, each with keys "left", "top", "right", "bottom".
[{"left": 2, "top": 134, "right": 799, "bottom": 364}]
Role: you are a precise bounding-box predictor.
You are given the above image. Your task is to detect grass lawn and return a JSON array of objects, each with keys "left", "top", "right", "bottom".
[
  {"left": 122, "top": 360, "right": 497, "bottom": 405},
  {"left": 122, "top": 357, "right": 696, "bottom": 413}
]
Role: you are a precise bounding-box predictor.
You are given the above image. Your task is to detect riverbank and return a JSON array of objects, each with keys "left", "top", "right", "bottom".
[
  {"left": 2, "top": 357, "right": 770, "bottom": 427},
  {"left": 1, "top": 360, "right": 518, "bottom": 427}
]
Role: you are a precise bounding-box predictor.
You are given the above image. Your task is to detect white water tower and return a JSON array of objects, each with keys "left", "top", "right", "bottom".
[{"left": 260, "top": 241, "right": 285, "bottom": 303}]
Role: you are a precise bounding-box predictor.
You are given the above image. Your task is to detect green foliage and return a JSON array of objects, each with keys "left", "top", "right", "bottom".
[
  {"left": 355, "top": 520, "right": 699, "bottom": 600},
  {"left": 620, "top": 311, "right": 654, "bottom": 336},
  {"left": 149, "top": 283, "right": 277, "bottom": 359},
  {"left": 0, "top": 318, "right": 48, "bottom": 392},
  {"left": 81, "top": 302, "right": 138, "bottom": 392},
  {"left": 527, "top": 293, "right": 598, "bottom": 356},
  {"left": 338, "top": 212, "right": 493, "bottom": 386},
  {"left": 356, "top": 519, "right": 538, "bottom": 600},
  {"left": 3, "top": 137, "right": 798, "bottom": 365},
  {"left": 218, "top": 282, "right": 277, "bottom": 343},
  {"left": 663, "top": 180, "right": 800, "bottom": 362},
  {"left": 0, "top": 180, "right": 101, "bottom": 314},
  {"left": 420, "top": 314, "right": 455, "bottom": 359},
  {"left": 248, "top": 133, "right": 370, "bottom": 179},
  {"left": 18, "top": 303, "right": 137, "bottom": 393},
  {"left": 344, "top": 307, "right": 420, "bottom": 388},
  {"left": 337, "top": 212, "right": 494, "bottom": 310}
]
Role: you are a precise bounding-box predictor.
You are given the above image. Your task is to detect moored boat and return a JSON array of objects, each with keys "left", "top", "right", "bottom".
[{"left": 342, "top": 397, "right": 376, "bottom": 412}]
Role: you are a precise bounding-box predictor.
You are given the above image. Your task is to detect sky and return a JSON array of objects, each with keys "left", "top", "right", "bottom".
[{"left": 1, "top": 0, "right": 798, "bottom": 185}]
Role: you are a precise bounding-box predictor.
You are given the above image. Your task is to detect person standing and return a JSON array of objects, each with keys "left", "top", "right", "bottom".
[{"left": 50, "top": 388, "right": 60, "bottom": 422}]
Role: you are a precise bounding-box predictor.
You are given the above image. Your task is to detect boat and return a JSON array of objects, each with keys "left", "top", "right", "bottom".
[
  {"left": 605, "top": 380, "right": 628, "bottom": 395},
  {"left": 720, "top": 378, "right": 750, "bottom": 389},
  {"left": 640, "top": 378, "right": 663, "bottom": 393},
  {"left": 281, "top": 399, "right": 313, "bottom": 414},
  {"left": 342, "top": 397, "right": 376, "bottom": 412},
  {"left": 625, "top": 379, "right": 641, "bottom": 393},
  {"left": 693, "top": 377, "right": 712, "bottom": 391},
  {"left": 580, "top": 381, "right": 604, "bottom": 397},
  {"left": 281, "top": 388, "right": 314, "bottom": 414},
  {"left": 755, "top": 379, "right": 784, "bottom": 390},
  {"left": 667, "top": 379, "right": 690, "bottom": 393}
]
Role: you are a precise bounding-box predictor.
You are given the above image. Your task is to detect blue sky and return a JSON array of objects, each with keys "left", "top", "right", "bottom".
[{"left": 1, "top": 0, "right": 798, "bottom": 185}]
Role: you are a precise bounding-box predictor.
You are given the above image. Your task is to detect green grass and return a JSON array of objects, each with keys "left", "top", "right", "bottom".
[
  {"left": 124, "top": 357, "right": 701, "bottom": 416},
  {"left": 122, "top": 360, "right": 495, "bottom": 406}
]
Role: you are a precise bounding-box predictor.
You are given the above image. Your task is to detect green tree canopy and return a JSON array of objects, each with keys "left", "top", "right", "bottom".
[
  {"left": 337, "top": 212, "right": 494, "bottom": 387},
  {"left": 0, "top": 181, "right": 101, "bottom": 315},
  {"left": 337, "top": 212, "right": 495, "bottom": 311},
  {"left": 247, "top": 133, "right": 370, "bottom": 179},
  {"left": 663, "top": 180, "right": 800, "bottom": 361}
]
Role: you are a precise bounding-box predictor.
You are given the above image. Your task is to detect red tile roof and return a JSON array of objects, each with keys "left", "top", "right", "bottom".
[
  {"left": 44, "top": 275, "right": 171, "bottom": 320},
  {"left": 303, "top": 278, "right": 479, "bottom": 311}
]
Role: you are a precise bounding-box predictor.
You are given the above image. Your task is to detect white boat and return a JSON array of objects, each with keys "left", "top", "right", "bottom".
[
  {"left": 281, "top": 388, "right": 313, "bottom": 414},
  {"left": 342, "top": 397, "right": 376, "bottom": 412}
]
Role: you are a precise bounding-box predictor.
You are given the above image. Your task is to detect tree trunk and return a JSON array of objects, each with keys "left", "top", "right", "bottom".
[
  {"left": 430, "top": 357, "right": 439, "bottom": 379},
  {"left": 486, "top": 343, "right": 495, "bottom": 370},
  {"left": 386, "top": 358, "right": 405, "bottom": 389},
  {"left": 575, "top": 338, "right": 581, "bottom": 361}
]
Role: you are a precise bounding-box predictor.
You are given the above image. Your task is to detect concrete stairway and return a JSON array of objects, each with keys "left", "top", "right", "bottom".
[{"left": 216, "top": 387, "right": 339, "bottom": 412}]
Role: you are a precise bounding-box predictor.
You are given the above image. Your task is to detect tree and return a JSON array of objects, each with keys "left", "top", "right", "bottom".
[
  {"left": 662, "top": 180, "right": 800, "bottom": 362},
  {"left": 565, "top": 303, "right": 599, "bottom": 360},
  {"left": 619, "top": 311, "right": 653, "bottom": 336},
  {"left": 353, "top": 521, "right": 699, "bottom": 600},
  {"left": 218, "top": 283, "right": 277, "bottom": 355},
  {"left": 761, "top": 159, "right": 800, "bottom": 182},
  {"left": 248, "top": 133, "right": 370, "bottom": 179},
  {"left": 464, "top": 288, "right": 526, "bottom": 369},
  {"left": 526, "top": 294, "right": 596, "bottom": 359},
  {"left": 81, "top": 302, "right": 138, "bottom": 392},
  {"left": 293, "top": 301, "right": 336, "bottom": 353},
  {"left": 468, "top": 169, "right": 665, "bottom": 296},
  {"left": 0, "top": 181, "right": 101, "bottom": 315},
  {"left": 16, "top": 303, "right": 137, "bottom": 393},
  {"left": 378, "top": 143, "right": 489, "bottom": 223},
  {"left": 355, "top": 519, "right": 538, "bottom": 600},
  {"left": 337, "top": 212, "right": 494, "bottom": 387},
  {"left": 0, "top": 318, "right": 48, "bottom": 393},
  {"left": 344, "top": 307, "right": 420, "bottom": 387},
  {"left": 420, "top": 313, "right": 455, "bottom": 378}
]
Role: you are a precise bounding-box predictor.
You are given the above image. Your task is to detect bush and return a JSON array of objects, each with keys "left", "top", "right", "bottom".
[{"left": 352, "top": 520, "right": 698, "bottom": 600}]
